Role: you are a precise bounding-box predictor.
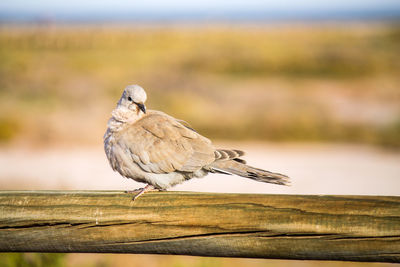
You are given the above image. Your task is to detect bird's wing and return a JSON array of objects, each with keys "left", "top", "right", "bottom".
[{"left": 115, "top": 111, "right": 216, "bottom": 174}]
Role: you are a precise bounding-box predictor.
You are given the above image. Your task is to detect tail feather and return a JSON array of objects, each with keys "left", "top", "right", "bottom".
[
  {"left": 214, "top": 149, "right": 245, "bottom": 161},
  {"left": 209, "top": 160, "right": 290, "bottom": 186}
]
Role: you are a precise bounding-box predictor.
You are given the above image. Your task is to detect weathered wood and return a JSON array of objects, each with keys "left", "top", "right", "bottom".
[{"left": 0, "top": 191, "right": 399, "bottom": 262}]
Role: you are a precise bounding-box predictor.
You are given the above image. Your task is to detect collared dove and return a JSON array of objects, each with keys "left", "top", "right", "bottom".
[{"left": 104, "top": 85, "right": 290, "bottom": 200}]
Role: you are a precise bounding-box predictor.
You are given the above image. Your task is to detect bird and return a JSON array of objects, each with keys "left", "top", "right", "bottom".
[{"left": 104, "top": 85, "right": 290, "bottom": 200}]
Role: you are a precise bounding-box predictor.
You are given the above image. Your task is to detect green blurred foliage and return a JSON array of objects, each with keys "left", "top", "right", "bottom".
[
  {"left": 0, "top": 253, "right": 395, "bottom": 267},
  {"left": 0, "top": 24, "right": 399, "bottom": 147},
  {"left": 0, "top": 253, "right": 65, "bottom": 267}
]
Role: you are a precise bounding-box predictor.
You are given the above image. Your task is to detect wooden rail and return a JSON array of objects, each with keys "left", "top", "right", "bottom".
[{"left": 0, "top": 191, "right": 399, "bottom": 262}]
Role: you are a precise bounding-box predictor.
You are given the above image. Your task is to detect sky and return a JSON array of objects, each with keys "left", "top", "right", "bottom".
[{"left": 1, "top": 0, "right": 400, "bottom": 22}]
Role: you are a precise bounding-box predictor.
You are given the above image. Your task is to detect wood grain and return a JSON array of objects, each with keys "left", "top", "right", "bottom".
[{"left": 0, "top": 191, "right": 399, "bottom": 262}]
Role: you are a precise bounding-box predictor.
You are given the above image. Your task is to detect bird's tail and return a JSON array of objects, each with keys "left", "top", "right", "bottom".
[{"left": 209, "top": 150, "right": 290, "bottom": 186}]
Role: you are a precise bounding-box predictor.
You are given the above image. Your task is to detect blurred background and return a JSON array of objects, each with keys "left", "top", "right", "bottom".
[{"left": 0, "top": 0, "right": 399, "bottom": 266}]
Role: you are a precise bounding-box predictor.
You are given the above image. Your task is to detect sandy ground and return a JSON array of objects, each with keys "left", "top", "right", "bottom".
[{"left": 0, "top": 142, "right": 399, "bottom": 196}]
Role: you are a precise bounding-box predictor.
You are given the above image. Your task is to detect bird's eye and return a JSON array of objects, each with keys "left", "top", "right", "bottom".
[{"left": 127, "top": 97, "right": 133, "bottom": 101}]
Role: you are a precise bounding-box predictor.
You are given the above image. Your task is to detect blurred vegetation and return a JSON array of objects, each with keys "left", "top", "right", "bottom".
[
  {"left": 0, "top": 253, "right": 392, "bottom": 267},
  {"left": 0, "top": 23, "right": 399, "bottom": 147},
  {"left": 0, "top": 253, "right": 65, "bottom": 267}
]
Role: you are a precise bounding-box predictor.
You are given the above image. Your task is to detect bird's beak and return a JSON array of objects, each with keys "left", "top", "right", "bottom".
[{"left": 137, "top": 103, "right": 146, "bottom": 114}]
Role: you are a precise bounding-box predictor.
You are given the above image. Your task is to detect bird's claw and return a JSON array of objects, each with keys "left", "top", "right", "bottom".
[{"left": 125, "top": 184, "right": 156, "bottom": 201}]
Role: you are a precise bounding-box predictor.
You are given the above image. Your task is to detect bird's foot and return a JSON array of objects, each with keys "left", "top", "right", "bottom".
[
  {"left": 126, "top": 184, "right": 158, "bottom": 201},
  {"left": 124, "top": 188, "right": 145, "bottom": 194}
]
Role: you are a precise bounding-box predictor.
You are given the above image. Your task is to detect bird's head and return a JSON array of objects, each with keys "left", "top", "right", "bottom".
[{"left": 117, "top": 84, "right": 147, "bottom": 115}]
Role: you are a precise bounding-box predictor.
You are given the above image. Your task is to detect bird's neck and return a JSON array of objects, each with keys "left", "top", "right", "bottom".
[{"left": 107, "top": 107, "right": 144, "bottom": 133}]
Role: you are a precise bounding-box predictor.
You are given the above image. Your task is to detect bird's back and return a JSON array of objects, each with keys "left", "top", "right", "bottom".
[{"left": 106, "top": 110, "right": 216, "bottom": 183}]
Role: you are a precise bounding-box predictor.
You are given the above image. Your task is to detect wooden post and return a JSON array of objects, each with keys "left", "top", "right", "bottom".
[{"left": 0, "top": 191, "right": 399, "bottom": 262}]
